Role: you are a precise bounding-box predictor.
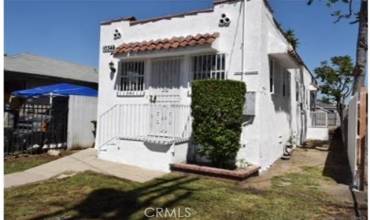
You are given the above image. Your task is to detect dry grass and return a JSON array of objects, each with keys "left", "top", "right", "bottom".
[{"left": 5, "top": 165, "right": 352, "bottom": 220}]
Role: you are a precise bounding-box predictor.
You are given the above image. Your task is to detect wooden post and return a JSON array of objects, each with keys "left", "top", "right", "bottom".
[{"left": 357, "top": 87, "right": 367, "bottom": 190}]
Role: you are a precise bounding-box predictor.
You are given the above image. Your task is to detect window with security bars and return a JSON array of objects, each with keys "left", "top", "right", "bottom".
[
  {"left": 118, "top": 61, "right": 145, "bottom": 91},
  {"left": 192, "top": 54, "right": 226, "bottom": 80}
]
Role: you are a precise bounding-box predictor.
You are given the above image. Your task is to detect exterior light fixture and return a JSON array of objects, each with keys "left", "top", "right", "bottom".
[{"left": 109, "top": 61, "right": 116, "bottom": 73}]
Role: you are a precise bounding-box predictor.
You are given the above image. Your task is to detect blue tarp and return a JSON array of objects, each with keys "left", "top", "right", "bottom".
[{"left": 11, "top": 83, "right": 98, "bottom": 98}]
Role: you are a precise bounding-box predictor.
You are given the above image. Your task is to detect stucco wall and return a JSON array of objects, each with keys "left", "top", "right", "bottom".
[
  {"left": 98, "top": 140, "right": 186, "bottom": 172},
  {"left": 306, "top": 127, "right": 329, "bottom": 141}
]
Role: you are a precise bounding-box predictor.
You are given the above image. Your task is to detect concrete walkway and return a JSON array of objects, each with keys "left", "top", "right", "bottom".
[{"left": 5, "top": 148, "right": 165, "bottom": 188}]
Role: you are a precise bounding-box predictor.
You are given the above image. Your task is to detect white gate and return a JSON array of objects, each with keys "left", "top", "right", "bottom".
[
  {"left": 149, "top": 57, "right": 182, "bottom": 136},
  {"left": 149, "top": 105, "right": 175, "bottom": 137}
]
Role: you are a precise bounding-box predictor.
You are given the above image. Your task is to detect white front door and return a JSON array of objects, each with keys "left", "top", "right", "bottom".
[{"left": 149, "top": 57, "right": 182, "bottom": 137}]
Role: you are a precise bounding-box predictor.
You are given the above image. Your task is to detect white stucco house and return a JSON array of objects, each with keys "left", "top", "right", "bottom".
[{"left": 97, "top": 0, "right": 317, "bottom": 172}]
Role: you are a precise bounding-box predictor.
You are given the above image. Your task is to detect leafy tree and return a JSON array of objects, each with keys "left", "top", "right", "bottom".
[
  {"left": 314, "top": 55, "right": 354, "bottom": 120},
  {"left": 284, "top": 29, "right": 299, "bottom": 50},
  {"left": 308, "top": 0, "right": 367, "bottom": 94}
]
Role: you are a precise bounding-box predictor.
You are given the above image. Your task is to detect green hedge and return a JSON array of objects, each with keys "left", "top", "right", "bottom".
[{"left": 191, "top": 80, "right": 246, "bottom": 169}]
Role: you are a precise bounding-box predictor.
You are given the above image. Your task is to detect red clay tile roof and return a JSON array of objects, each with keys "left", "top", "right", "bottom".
[{"left": 114, "top": 33, "right": 219, "bottom": 56}]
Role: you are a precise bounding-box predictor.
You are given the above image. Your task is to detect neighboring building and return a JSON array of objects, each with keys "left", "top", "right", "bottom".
[
  {"left": 97, "top": 0, "right": 317, "bottom": 172},
  {"left": 315, "top": 100, "right": 338, "bottom": 112},
  {"left": 315, "top": 100, "right": 337, "bottom": 111},
  {"left": 4, "top": 53, "right": 98, "bottom": 103}
]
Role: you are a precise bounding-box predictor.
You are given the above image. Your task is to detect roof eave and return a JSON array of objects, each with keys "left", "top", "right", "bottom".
[{"left": 100, "top": 16, "right": 137, "bottom": 25}]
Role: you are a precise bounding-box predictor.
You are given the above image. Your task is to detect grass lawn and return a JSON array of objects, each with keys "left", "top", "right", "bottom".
[
  {"left": 4, "top": 150, "right": 78, "bottom": 174},
  {"left": 5, "top": 166, "right": 351, "bottom": 220}
]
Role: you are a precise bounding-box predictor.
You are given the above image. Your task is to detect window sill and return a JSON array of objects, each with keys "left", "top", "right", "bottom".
[{"left": 117, "top": 91, "right": 145, "bottom": 97}]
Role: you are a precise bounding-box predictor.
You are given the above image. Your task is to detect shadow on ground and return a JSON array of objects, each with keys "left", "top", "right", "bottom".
[
  {"left": 30, "top": 175, "right": 199, "bottom": 220},
  {"left": 322, "top": 128, "right": 352, "bottom": 185}
]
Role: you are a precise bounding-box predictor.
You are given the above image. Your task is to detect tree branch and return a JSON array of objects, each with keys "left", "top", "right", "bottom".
[
  {"left": 332, "top": 0, "right": 357, "bottom": 23},
  {"left": 342, "top": 86, "right": 351, "bottom": 99}
]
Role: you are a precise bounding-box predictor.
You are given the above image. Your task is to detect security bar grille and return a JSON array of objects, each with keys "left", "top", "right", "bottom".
[
  {"left": 118, "top": 61, "right": 145, "bottom": 92},
  {"left": 192, "top": 54, "right": 226, "bottom": 80}
]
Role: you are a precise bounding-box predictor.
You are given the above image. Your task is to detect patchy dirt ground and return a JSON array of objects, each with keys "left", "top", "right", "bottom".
[
  {"left": 244, "top": 148, "right": 353, "bottom": 204},
  {"left": 242, "top": 129, "right": 367, "bottom": 219}
]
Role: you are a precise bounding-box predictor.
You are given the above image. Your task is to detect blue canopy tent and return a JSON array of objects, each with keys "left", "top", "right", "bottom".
[
  {"left": 7, "top": 83, "right": 98, "bottom": 152},
  {"left": 11, "top": 83, "right": 97, "bottom": 98}
]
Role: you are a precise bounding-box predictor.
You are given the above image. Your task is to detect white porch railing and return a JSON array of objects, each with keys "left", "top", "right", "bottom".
[{"left": 98, "top": 104, "right": 192, "bottom": 147}]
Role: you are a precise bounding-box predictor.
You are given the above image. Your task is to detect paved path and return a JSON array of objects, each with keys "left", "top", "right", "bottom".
[{"left": 5, "top": 148, "right": 165, "bottom": 188}]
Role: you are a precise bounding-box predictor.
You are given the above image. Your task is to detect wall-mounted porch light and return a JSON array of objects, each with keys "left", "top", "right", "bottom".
[{"left": 109, "top": 61, "right": 116, "bottom": 73}]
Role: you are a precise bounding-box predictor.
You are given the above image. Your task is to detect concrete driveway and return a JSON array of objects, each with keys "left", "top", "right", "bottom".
[{"left": 5, "top": 148, "right": 165, "bottom": 188}]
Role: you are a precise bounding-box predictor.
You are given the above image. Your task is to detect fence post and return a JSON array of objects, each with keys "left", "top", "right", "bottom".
[{"left": 357, "top": 87, "right": 367, "bottom": 190}]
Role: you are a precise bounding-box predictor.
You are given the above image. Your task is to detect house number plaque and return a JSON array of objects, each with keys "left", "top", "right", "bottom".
[{"left": 102, "top": 45, "right": 115, "bottom": 53}]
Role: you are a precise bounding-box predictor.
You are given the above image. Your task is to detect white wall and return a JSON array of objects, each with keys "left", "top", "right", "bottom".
[
  {"left": 98, "top": 139, "right": 188, "bottom": 172},
  {"left": 253, "top": 3, "right": 305, "bottom": 170},
  {"left": 67, "top": 95, "right": 97, "bottom": 148},
  {"left": 306, "top": 127, "right": 329, "bottom": 140},
  {"left": 98, "top": 1, "right": 249, "bottom": 113}
]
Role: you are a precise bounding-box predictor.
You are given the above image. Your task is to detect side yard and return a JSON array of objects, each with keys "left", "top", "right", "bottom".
[{"left": 5, "top": 133, "right": 359, "bottom": 220}]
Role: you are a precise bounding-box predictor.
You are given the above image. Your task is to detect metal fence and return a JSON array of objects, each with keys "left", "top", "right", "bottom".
[
  {"left": 4, "top": 98, "right": 68, "bottom": 155},
  {"left": 327, "top": 112, "right": 339, "bottom": 127},
  {"left": 98, "top": 104, "right": 192, "bottom": 147},
  {"left": 310, "top": 111, "right": 328, "bottom": 127},
  {"left": 310, "top": 110, "right": 339, "bottom": 128}
]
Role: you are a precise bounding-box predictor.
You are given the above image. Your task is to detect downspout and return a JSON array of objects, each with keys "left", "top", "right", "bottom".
[{"left": 241, "top": 0, "right": 247, "bottom": 81}]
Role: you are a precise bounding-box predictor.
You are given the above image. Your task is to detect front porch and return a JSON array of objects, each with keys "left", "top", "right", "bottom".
[{"left": 98, "top": 103, "right": 192, "bottom": 147}]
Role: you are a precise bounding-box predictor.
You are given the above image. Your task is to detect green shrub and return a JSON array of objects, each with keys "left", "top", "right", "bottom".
[{"left": 191, "top": 80, "right": 246, "bottom": 169}]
